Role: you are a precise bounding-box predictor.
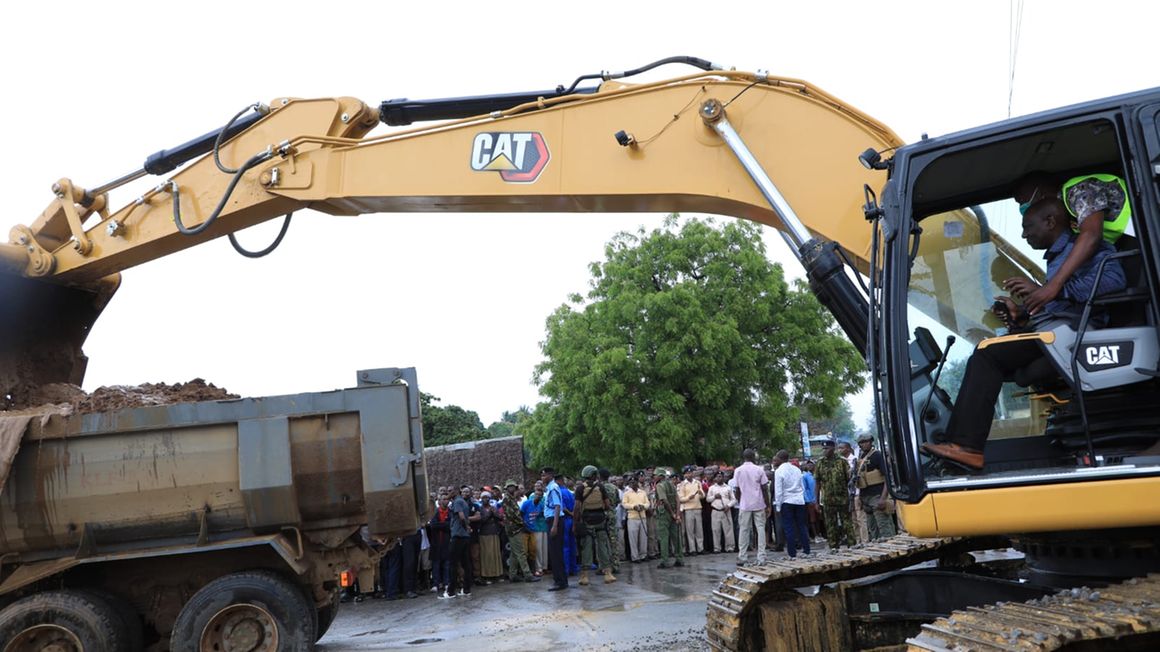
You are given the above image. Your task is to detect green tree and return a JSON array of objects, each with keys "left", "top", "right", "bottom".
[
  {"left": 421, "top": 392, "right": 488, "bottom": 446},
  {"left": 524, "top": 216, "right": 865, "bottom": 471},
  {"left": 486, "top": 407, "right": 531, "bottom": 438},
  {"left": 802, "top": 400, "right": 856, "bottom": 440}
]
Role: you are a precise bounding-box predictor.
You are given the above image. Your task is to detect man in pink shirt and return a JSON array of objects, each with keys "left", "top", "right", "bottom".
[{"left": 733, "top": 449, "right": 771, "bottom": 565}]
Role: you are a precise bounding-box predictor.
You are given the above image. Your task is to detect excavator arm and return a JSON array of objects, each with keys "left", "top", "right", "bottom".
[{"left": 2, "top": 67, "right": 904, "bottom": 404}]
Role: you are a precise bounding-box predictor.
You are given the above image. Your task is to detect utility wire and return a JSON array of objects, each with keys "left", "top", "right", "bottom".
[{"left": 1008, "top": 0, "right": 1025, "bottom": 118}]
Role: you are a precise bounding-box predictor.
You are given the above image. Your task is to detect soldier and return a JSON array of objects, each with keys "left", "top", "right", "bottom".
[
  {"left": 654, "top": 468, "right": 684, "bottom": 569},
  {"left": 855, "top": 434, "right": 897, "bottom": 540},
  {"left": 502, "top": 480, "right": 539, "bottom": 583},
  {"left": 599, "top": 468, "right": 622, "bottom": 574},
  {"left": 575, "top": 465, "right": 616, "bottom": 585},
  {"left": 814, "top": 439, "right": 856, "bottom": 549}
]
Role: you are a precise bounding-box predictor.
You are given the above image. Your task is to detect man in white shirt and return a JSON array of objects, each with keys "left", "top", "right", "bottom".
[
  {"left": 773, "top": 450, "right": 810, "bottom": 558},
  {"left": 705, "top": 472, "right": 736, "bottom": 553},
  {"left": 733, "top": 449, "right": 771, "bottom": 565}
]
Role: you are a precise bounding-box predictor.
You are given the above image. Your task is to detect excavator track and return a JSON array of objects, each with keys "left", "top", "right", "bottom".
[
  {"left": 907, "top": 573, "right": 1160, "bottom": 651},
  {"left": 705, "top": 534, "right": 1006, "bottom": 651}
]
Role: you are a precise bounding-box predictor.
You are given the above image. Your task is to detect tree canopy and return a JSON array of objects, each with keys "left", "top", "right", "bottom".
[
  {"left": 801, "top": 400, "right": 857, "bottom": 442},
  {"left": 522, "top": 216, "right": 865, "bottom": 471},
  {"left": 420, "top": 392, "right": 488, "bottom": 447}
]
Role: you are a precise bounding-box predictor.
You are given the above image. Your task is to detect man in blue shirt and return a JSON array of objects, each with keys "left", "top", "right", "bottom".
[
  {"left": 923, "top": 198, "right": 1126, "bottom": 470},
  {"left": 559, "top": 476, "right": 578, "bottom": 577},
  {"left": 521, "top": 484, "right": 548, "bottom": 574},
  {"left": 541, "top": 467, "right": 568, "bottom": 590},
  {"left": 801, "top": 460, "right": 819, "bottom": 541}
]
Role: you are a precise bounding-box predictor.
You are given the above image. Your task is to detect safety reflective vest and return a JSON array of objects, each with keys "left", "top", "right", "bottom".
[{"left": 1061, "top": 174, "right": 1131, "bottom": 244}]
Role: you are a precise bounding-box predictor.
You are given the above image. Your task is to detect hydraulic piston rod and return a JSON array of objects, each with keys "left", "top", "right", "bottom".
[
  {"left": 699, "top": 98, "right": 813, "bottom": 248},
  {"left": 701, "top": 97, "right": 870, "bottom": 354}
]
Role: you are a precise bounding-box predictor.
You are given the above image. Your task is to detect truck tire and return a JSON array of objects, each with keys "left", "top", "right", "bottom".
[
  {"left": 169, "top": 570, "right": 314, "bottom": 652},
  {"left": 77, "top": 588, "right": 144, "bottom": 652},
  {"left": 0, "top": 589, "right": 128, "bottom": 651},
  {"left": 315, "top": 589, "right": 340, "bottom": 642}
]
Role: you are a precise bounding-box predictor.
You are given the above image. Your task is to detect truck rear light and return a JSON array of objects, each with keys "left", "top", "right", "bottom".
[{"left": 340, "top": 570, "right": 354, "bottom": 588}]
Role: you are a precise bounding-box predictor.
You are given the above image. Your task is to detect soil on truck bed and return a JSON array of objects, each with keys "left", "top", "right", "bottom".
[{"left": 3, "top": 379, "right": 239, "bottom": 414}]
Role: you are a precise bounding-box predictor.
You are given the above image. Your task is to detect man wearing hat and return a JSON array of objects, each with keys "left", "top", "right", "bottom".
[
  {"left": 854, "top": 434, "right": 896, "bottom": 540},
  {"left": 502, "top": 480, "right": 538, "bottom": 583},
  {"left": 654, "top": 468, "right": 684, "bottom": 569},
  {"left": 814, "top": 439, "right": 855, "bottom": 550},
  {"left": 576, "top": 465, "right": 616, "bottom": 585},
  {"left": 540, "top": 467, "right": 568, "bottom": 590}
]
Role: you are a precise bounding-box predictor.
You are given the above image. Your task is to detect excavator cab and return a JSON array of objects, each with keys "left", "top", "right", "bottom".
[{"left": 876, "top": 87, "right": 1160, "bottom": 540}]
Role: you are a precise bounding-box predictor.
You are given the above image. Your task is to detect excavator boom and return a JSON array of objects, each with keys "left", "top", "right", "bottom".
[{"left": 2, "top": 69, "right": 905, "bottom": 404}]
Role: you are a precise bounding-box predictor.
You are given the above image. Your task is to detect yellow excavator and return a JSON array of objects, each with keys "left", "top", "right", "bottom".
[{"left": 3, "top": 57, "right": 1160, "bottom": 649}]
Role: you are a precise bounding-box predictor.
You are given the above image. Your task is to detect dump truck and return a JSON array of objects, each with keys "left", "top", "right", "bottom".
[{"left": 0, "top": 367, "right": 427, "bottom": 650}]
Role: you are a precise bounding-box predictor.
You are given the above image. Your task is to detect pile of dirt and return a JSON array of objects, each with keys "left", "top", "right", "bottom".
[{"left": 3, "top": 379, "right": 239, "bottom": 414}]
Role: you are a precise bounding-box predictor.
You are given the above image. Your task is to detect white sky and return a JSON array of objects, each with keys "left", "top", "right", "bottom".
[{"left": 3, "top": 1, "right": 1157, "bottom": 430}]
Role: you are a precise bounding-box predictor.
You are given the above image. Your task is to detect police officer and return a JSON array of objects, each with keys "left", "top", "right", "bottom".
[
  {"left": 654, "top": 468, "right": 684, "bottom": 569},
  {"left": 814, "top": 439, "right": 856, "bottom": 549},
  {"left": 575, "top": 465, "right": 616, "bottom": 585},
  {"left": 855, "top": 434, "right": 896, "bottom": 540}
]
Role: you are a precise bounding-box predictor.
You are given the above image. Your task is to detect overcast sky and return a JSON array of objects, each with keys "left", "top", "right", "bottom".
[{"left": 3, "top": 1, "right": 1157, "bottom": 431}]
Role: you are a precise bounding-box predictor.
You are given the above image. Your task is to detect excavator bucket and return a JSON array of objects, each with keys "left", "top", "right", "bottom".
[{"left": 0, "top": 270, "right": 117, "bottom": 409}]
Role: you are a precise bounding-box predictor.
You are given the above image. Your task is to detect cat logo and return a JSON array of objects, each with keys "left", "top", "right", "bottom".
[
  {"left": 1086, "top": 345, "right": 1121, "bottom": 366},
  {"left": 470, "top": 132, "right": 550, "bottom": 183},
  {"left": 1080, "top": 341, "right": 1133, "bottom": 371}
]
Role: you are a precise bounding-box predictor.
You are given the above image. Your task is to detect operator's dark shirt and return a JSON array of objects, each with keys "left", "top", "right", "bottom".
[{"left": 1043, "top": 233, "right": 1125, "bottom": 323}]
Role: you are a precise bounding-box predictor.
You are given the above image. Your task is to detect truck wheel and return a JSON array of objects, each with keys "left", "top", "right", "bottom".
[
  {"left": 169, "top": 571, "right": 313, "bottom": 652},
  {"left": 315, "top": 589, "right": 340, "bottom": 642},
  {"left": 0, "top": 589, "right": 128, "bottom": 652},
  {"left": 76, "top": 589, "right": 144, "bottom": 652}
]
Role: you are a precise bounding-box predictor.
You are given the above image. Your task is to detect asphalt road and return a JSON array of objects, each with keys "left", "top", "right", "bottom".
[{"left": 316, "top": 549, "right": 748, "bottom": 651}]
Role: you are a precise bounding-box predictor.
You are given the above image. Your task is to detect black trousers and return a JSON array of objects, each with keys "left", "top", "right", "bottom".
[
  {"left": 547, "top": 516, "right": 567, "bottom": 587},
  {"left": 448, "top": 536, "right": 473, "bottom": 595},
  {"left": 946, "top": 340, "right": 1043, "bottom": 451}
]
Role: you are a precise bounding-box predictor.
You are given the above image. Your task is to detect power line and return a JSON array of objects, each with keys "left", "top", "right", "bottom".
[{"left": 1008, "top": 0, "right": 1025, "bottom": 118}]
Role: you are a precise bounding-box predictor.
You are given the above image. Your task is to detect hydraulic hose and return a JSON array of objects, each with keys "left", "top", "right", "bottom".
[
  {"left": 229, "top": 213, "right": 293, "bottom": 258},
  {"left": 170, "top": 147, "right": 272, "bottom": 236},
  {"left": 561, "top": 56, "right": 720, "bottom": 94}
]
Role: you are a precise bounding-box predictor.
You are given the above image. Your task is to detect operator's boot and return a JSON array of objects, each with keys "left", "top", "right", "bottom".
[
  {"left": 579, "top": 569, "right": 589, "bottom": 586},
  {"left": 603, "top": 568, "right": 617, "bottom": 583}
]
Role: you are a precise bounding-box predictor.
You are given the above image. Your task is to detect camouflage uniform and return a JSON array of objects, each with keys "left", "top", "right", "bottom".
[
  {"left": 654, "top": 473, "right": 683, "bottom": 567},
  {"left": 501, "top": 491, "right": 532, "bottom": 581},
  {"left": 814, "top": 454, "right": 856, "bottom": 549},
  {"left": 1065, "top": 177, "right": 1127, "bottom": 235},
  {"left": 603, "top": 480, "right": 621, "bottom": 573},
  {"left": 576, "top": 480, "right": 612, "bottom": 573}
]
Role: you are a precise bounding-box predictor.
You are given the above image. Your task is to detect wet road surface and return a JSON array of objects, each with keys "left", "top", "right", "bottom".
[{"left": 317, "top": 549, "right": 754, "bottom": 651}]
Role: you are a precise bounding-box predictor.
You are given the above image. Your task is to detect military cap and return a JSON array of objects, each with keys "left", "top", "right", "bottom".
[
  {"left": 581, "top": 465, "right": 598, "bottom": 478},
  {"left": 857, "top": 433, "right": 874, "bottom": 443},
  {"left": 504, "top": 479, "right": 519, "bottom": 488}
]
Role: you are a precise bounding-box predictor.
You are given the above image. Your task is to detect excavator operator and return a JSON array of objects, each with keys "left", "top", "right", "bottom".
[{"left": 921, "top": 197, "right": 1127, "bottom": 470}]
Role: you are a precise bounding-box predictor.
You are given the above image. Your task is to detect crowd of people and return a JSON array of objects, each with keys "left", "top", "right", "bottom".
[{"left": 347, "top": 434, "right": 900, "bottom": 600}]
